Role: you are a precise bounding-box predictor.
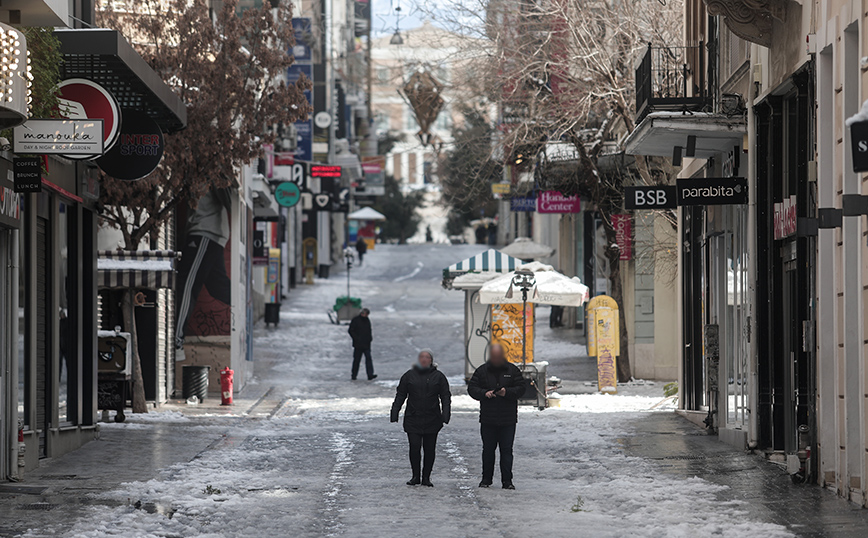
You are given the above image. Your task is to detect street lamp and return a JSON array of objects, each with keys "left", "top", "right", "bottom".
[
  {"left": 343, "top": 247, "right": 355, "bottom": 299},
  {"left": 507, "top": 268, "right": 536, "bottom": 366}
]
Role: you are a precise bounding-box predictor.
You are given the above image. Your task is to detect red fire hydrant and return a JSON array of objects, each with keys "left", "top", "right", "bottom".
[{"left": 220, "top": 367, "right": 234, "bottom": 405}]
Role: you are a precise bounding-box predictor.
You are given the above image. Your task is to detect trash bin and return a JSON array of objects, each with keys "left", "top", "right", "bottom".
[
  {"left": 265, "top": 303, "right": 281, "bottom": 325},
  {"left": 182, "top": 365, "right": 210, "bottom": 401}
]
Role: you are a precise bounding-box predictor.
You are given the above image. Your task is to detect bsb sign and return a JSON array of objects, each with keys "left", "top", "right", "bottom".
[
  {"left": 625, "top": 178, "right": 747, "bottom": 209},
  {"left": 624, "top": 186, "right": 676, "bottom": 209}
]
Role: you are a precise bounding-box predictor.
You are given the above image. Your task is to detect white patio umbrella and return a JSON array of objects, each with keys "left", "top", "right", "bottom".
[
  {"left": 477, "top": 262, "right": 590, "bottom": 307},
  {"left": 499, "top": 237, "right": 555, "bottom": 260}
]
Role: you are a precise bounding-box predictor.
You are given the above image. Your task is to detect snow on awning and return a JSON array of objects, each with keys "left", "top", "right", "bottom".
[
  {"left": 97, "top": 250, "right": 177, "bottom": 290},
  {"left": 442, "top": 249, "right": 521, "bottom": 289}
]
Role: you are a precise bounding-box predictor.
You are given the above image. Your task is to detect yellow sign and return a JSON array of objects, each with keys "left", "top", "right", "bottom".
[
  {"left": 491, "top": 183, "right": 511, "bottom": 195},
  {"left": 491, "top": 303, "right": 534, "bottom": 363},
  {"left": 587, "top": 295, "right": 619, "bottom": 394}
]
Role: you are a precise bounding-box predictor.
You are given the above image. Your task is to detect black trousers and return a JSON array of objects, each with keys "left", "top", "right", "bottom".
[
  {"left": 175, "top": 235, "right": 231, "bottom": 347},
  {"left": 408, "top": 432, "right": 438, "bottom": 479},
  {"left": 481, "top": 423, "right": 516, "bottom": 485},
  {"left": 352, "top": 347, "right": 374, "bottom": 379}
]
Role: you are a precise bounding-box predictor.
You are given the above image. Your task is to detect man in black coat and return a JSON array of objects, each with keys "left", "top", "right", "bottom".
[
  {"left": 391, "top": 349, "right": 451, "bottom": 486},
  {"left": 348, "top": 308, "right": 377, "bottom": 380},
  {"left": 468, "top": 344, "right": 527, "bottom": 489}
]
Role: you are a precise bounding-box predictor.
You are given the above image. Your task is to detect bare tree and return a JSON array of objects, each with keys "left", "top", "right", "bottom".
[
  {"left": 96, "top": 0, "right": 311, "bottom": 412},
  {"left": 422, "top": 0, "right": 682, "bottom": 381}
]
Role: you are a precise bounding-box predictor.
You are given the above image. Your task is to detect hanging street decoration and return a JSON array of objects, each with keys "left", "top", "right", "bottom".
[{"left": 400, "top": 68, "right": 444, "bottom": 148}]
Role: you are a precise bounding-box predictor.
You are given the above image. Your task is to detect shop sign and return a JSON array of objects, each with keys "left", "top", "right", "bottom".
[
  {"left": 491, "top": 183, "right": 511, "bottom": 195},
  {"left": 57, "top": 78, "right": 121, "bottom": 160},
  {"left": 676, "top": 177, "right": 747, "bottom": 206},
  {"left": 275, "top": 181, "right": 301, "bottom": 207},
  {"left": 850, "top": 120, "right": 868, "bottom": 172},
  {"left": 612, "top": 214, "right": 632, "bottom": 261},
  {"left": 538, "top": 191, "right": 580, "bottom": 213},
  {"left": 774, "top": 195, "right": 797, "bottom": 240},
  {"left": 510, "top": 195, "right": 536, "bottom": 212},
  {"left": 625, "top": 186, "right": 676, "bottom": 209},
  {"left": 0, "top": 185, "right": 21, "bottom": 225},
  {"left": 96, "top": 110, "right": 164, "bottom": 181},
  {"left": 314, "top": 192, "right": 333, "bottom": 211},
  {"left": 13, "top": 157, "right": 41, "bottom": 193},
  {"left": 13, "top": 119, "right": 104, "bottom": 155},
  {"left": 587, "top": 295, "right": 620, "bottom": 395},
  {"left": 310, "top": 165, "right": 341, "bottom": 178}
]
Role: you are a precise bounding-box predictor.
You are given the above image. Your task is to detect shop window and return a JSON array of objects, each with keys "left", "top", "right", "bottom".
[
  {"left": 58, "top": 202, "right": 77, "bottom": 425},
  {"left": 17, "top": 233, "right": 26, "bottom": 430}
]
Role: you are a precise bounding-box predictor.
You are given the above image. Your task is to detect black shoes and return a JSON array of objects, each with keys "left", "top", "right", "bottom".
[
  {"left": 421, "top": 478, "right": 434, "bottom": 487},
  {"left": 502, "top": 483, "right": 515, "bottom": 490},
  {"left": 478, "top": 480, "right": 492, "bottom": 488},
  {"left": 368, "top": 374, "right": 378, "bottom": 380},
  {"left": 407, "top": 476, "right": 421, "bottom": 486}
]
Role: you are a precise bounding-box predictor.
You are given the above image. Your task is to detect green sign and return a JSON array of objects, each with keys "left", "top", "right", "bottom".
[{"left": 275, "top": 181, "right": 301, "bottom": 207}]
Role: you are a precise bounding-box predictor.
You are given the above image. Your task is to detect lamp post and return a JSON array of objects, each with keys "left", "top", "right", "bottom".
[
  {"left": 510, "top": 269, "right": 536, "bottom": 366},
  {"left": 344, "top": 247, "right": 355, "bottom": 299}
]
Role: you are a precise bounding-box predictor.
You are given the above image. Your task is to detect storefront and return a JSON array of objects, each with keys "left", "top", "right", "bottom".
[{"left": 754, "top": 65, "right": 817, "bottom": 470}]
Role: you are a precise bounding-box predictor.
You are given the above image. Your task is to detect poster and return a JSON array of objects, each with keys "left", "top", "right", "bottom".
[
  {"left": 491, "top": 303, "right": 534, "bottom": 363},
  {"left": 587, "top": 295, "right": 619, "bottom": 394}
]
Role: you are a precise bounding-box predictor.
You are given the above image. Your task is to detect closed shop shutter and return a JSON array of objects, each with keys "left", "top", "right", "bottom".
[{"left": 35, "top": 217, "right": 48, "bottom": 458}]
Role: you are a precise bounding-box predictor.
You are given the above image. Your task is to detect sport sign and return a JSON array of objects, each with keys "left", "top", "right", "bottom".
[
  {"left": 275, "top": 182, "right": 302, "bottom": 207},
  {"left": 96, "top": 109, "right": 164, "bottom": 181}
]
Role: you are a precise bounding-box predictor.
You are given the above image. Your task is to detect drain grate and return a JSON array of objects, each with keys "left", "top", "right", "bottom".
[
  {"left": 654, "top": 454, "right": 709, "bottom": 461},
  {"left": 18, "top": 502, "right": 55, "bottom": 511},
  {"left": 38, "top": 475, "right": 80, "bottom": 480}
]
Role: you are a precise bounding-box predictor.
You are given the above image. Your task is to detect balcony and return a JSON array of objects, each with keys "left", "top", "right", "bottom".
[{"left": 635, "top": 43, "right": 708, "bottom": 123}]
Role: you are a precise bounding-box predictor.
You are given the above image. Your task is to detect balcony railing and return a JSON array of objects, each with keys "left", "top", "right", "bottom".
[{"left": 635, "top": 42, "right": 708, "bottom": 122}]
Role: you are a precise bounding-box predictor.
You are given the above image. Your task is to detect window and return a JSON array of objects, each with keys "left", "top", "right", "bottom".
[
  {"left": 376, "top": 67, "right": 390, "bottom": 84},
  {"left": 405, "top": 108, "right": 419, "bottom": 132}
]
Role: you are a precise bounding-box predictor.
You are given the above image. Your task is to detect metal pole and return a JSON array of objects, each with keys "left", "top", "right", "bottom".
[{"left": 521, "top": 289, "right": 527, "bottom": 366}]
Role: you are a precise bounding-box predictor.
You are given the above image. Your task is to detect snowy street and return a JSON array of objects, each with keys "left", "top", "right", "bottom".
[{"left": 4, "top": 245, "right": 868, "bottom": 537}]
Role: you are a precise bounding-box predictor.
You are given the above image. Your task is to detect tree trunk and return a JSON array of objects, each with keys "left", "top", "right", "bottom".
[
  {"left": 603, "top": 215, "right": 632, "bottom": 383},
  {"left": 122, "top": 289, "right": 148, "bottom": 413}
]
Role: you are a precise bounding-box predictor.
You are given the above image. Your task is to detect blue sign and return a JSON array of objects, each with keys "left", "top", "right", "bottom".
[
  {"left": 289, "top": 18, "right": 313, "bottom": 162},
  {"left": 291, "top": 18, "right": 313, "bottom": 63},
  {"left": 510, "top": 195, "right": 537, "bottom": 212},
  {"left": 287, "top": 63, "right": 313, "bottom": 162}
]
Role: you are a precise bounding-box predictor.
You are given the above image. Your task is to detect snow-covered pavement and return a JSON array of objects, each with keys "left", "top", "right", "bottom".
[{"left": 6, "top": 244, "right": 856, "bottom": 537}]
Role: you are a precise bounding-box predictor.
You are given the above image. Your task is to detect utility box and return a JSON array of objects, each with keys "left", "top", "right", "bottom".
[{"left": 518, "top": 361, "right": 547, "bottom": 410}]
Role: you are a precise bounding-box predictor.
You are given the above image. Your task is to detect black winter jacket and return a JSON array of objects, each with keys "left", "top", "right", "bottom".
[
  {"left": 391, "top": 364, "right": 452, "bottom": 434},
  {"left": 467, "top": 361, "right": 527, "bottom": 425},
  {"left": 348, "top": 315, "right": 372, "bottom": 349}
]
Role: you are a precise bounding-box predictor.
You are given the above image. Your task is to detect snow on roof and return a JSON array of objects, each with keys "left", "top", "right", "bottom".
[
  {"left": 348, "top": 207, "right": 386, "bottom": 220},
  {"left": 98, "top": 259, "right": 174, "bottom": 271}
]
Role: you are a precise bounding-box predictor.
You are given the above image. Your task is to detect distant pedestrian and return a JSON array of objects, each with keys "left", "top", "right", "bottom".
[
  {"left": 348, "top": 308, "right": 377, "bottom": 380},
  {"left": 391, "top": 349, "right": 451, "bottom": 487},
  {"left": 425, "top": 226, "right": 433, "bottom": 243},
  {"left": 467, "top": 344, "right": 526, "bottom": 489},
  {"left": 355, "top": 237, "right": 368, "bottom": 265},
  {"left": 475, "top": 226, "right": 487, "bottom": 244}
]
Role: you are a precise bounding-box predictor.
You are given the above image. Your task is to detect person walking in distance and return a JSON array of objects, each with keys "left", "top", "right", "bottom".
[
  {"left": 391, "top": 349, "right": 451, "bottom": 487},
  {"left": 348, "top": 308, "right": 377, "bottom": 380},
  {"left": 355, "top": 237, "right": 368, "bottom": 266},
  {"left": 467, "top": 344, "right": 527, "bottom": 489}
]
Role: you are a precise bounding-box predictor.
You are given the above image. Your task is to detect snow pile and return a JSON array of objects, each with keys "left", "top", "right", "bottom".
[
  {"left": 553, "top": 393, "right": 677, "bottom": 413},
  {"left": 846, "top": 98, "right": 868, "bottom": 126}
]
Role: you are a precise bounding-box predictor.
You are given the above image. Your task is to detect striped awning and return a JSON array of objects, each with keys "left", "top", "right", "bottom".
[
  {"left": 444, "top": 249, "right": 520, "bottom": 277},
  {"left": 97, "top": 250, "right": 177, "bottom": 290}
]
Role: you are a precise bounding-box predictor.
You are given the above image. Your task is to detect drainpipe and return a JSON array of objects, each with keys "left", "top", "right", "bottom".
[
  {"left": 746, "top": 44, "right": 759, "bottom": 450},
  {"left": 8, "top": 229, "right": 19, "bottom": 477}
]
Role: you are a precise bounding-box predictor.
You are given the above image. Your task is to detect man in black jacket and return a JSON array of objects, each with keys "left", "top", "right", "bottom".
[
  {"left": 348, "top": 309, "right": 377, "bottom": 380},
  {"left": 467, "top": 344, "right": 527, "bottom": 489}
]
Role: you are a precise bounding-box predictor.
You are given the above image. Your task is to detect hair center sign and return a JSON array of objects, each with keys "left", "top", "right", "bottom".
[{"left": 537, "top": 191, "right": 580, "bottom": 213}]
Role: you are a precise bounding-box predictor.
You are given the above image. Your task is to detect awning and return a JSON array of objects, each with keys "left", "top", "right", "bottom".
[
  {"left": 348, "top": 207, "right": 386, "bottom": 220},
  {"left": 442, "top": 249, "right": 521, "bottom": 289},
  {"left": 97, "top": 250, "right": 177, "bottom": 289},
  {"left": 54, "top": 29, "right": 187, "bottom": 133},
  {"left": 624, "top": 112, "right": 745, "bottom": 158}
]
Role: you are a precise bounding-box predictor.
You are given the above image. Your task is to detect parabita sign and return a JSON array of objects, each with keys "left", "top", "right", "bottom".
[{"left": 676, "top": 177, "right": 748, "bottom": 206}]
